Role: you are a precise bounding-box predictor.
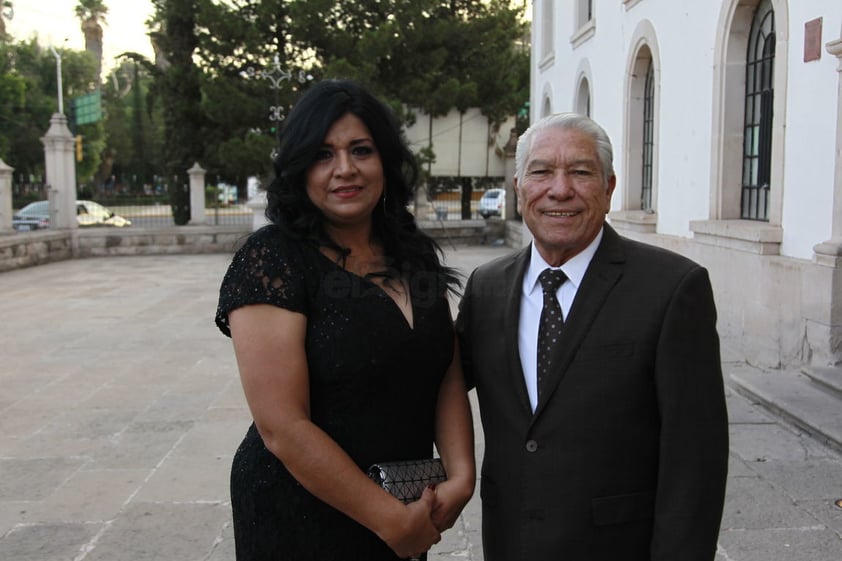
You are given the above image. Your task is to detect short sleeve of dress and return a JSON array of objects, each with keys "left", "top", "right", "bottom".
[{"left": 215, "top": 227, "right": 308, "bottom": 337}]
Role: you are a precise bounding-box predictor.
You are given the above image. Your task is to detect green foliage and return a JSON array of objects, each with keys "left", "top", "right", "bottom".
[
  {"left": 0, "top": 38, "right": 100, "bottom": 182},
  {"left": 0, "top": 0, "right": 529, "bottom": 221}
]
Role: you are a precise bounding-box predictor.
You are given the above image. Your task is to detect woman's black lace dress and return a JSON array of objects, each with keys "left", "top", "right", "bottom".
[{"left": 215, "top": 226, "right": 454, "bottom": 561}]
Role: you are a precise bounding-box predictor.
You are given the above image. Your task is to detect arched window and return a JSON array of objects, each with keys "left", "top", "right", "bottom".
[
  {"left": 641, "top": 59, "right": 655, "bottom": 211},
  {"left": 741, "top": 0, "right": 775, "bottom": 221},
  {"left": 576, "top": 78, "right": 591, "bottom": 117}
]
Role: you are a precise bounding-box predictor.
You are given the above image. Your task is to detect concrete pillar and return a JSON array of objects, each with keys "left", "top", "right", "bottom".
[
  {"left": 246, "top": 190, "right": 269, "bottom": 231},
  {"left": 804, "top": 37, "right": 842, "bottom": 366},
  {"left": 188, "top": 162, "right": 206, "bottom": 225},
  {"left": 0, "top": 159, "right": 13, "bottom": 233},
  {"left": 41, "top": 113, "right": 77, "bottom": 229}
]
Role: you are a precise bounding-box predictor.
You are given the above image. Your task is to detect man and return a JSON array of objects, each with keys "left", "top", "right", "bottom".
[{"left": 456, "top": 113, "right": 728, "bottom": 560}]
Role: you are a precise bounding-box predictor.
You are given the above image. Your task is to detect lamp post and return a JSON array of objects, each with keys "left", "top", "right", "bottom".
[
  {"left": 49, "top": 46, "right": 64, "bottom": 116},
  {"left": 244, "top": 54, "right": 312, "bottom": 157}
]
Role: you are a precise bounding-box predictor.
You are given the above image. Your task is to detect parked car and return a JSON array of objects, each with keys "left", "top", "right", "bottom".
[
  {"left": 12, "top": 200, "right": 132, "bottom": 231},
  {"left": 478, "top": 188, "right": 506, "bottom": 218}
]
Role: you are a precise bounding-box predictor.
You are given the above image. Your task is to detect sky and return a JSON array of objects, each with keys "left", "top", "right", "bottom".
[{"left": 8, "top": 1, "right": 156, "bottom": 73}]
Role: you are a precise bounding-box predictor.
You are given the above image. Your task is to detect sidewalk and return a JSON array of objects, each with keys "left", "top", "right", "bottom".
[{"left": 0, "top": 247, "right": 840, "bottom": 560}]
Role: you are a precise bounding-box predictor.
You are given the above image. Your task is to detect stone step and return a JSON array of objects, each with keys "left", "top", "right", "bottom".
[
  {"left": 802, "top": 365, "right": 842, "bottom": 398},
  {"left": 728, "top": 365, "right": 842, "bottom": 454}
]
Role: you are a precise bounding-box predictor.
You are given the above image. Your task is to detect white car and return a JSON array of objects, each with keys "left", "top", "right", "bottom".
[
  {"left": 13, "top": 200, "right": 132, "bottom": 231},
  {"left": 478, "top": 188, "right": 506, "bottom": 218}
]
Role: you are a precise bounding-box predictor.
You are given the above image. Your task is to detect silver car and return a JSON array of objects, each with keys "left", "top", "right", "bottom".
[
  {"left": 478, "top": 188, "right": 506, "bottom": 218},
  {"left": 13, "top": 200, "right": 132, "bottom": 231}
]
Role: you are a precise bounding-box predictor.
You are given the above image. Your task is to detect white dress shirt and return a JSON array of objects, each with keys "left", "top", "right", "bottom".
[{"left": 518, "top": 228, "right": 604, "bottom": 412}]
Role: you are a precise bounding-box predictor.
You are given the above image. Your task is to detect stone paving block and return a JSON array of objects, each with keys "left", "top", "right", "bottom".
[
  {"left": 721, "top": 476, "right": 822, "bottom": 530},
  {"left": 725, "top": 385, "right": 777, "bottom": 425},
  {"left": 718, "top": 527, "right": 842, "bottom": 561},
  {"left": 88, "top": 420, "right": 194, "bottom": 470},
  {"left": 167, "top": 421, "right": 248, "bottom": 461},
  {"left": 80, "top": 382, "right": 167, "bottom": 410},
  {"left": 133, "top": 391, "right": 221, "bottom": 424},
  {"left": 27, "top": 468, "right": 148, "bottom": 523},
  {"left": 728, "top": 453, "right": 758, "bottom": 478},
  {"left": 0, "top": 398, "right": 62, "bottom": 438},
  {"left": 0, "top": 522, "right": 102, "bottom": 561},
  {"left": 207, "top": 378, "right": 249, "bottom": 411},
  {"left": 750, "top": 459, "right": 842, "bottom": 502},
  {"left": 0, "top": 502, "right": 30, "bottom": 537},
  {"left": 797, "top": 498, "right": 842, "bottom": 538},
  {"left": 205, "top": 520, "right": 235, "bottom": 561},
  {"left": 134, "top": 455, "right": 231, "bottom": 504},
  {"left": 0, "top": 458, "right": 85, "bottom": 501},
  {"left": 729, "top": 422, "right": 833, "bottom": 463},
  {"left": 0, "top": 433, "right": 109, "bottom": 460},
  {"left": 44, "top": 407, "right": 139, "bottom": 440},
  {"left": 82, "top": 502, "right": 229, "bottom": 561}
]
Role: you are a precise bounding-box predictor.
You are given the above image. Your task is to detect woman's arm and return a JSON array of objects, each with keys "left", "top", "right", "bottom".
[
  {"left": 229, "top": 304, "right": 441, "bottom": 558},
  {"left": 431, "top": 338, "right": 476, "bottom": 532}
]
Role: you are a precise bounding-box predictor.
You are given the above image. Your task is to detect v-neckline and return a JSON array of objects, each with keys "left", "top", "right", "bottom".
[{"left": 316, "top": 249, "right": 415, "bottom": 331}]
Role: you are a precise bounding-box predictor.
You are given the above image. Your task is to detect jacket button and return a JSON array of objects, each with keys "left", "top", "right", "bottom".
[{"left": 525, "top": 440, "right": 538, "bottom": 452}]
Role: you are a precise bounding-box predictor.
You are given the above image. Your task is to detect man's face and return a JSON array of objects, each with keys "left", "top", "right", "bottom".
[{"left": 515, "top": 127, "right": 616, "bottom": 266}]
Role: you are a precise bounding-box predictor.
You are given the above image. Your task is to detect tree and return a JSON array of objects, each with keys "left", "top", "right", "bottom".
[
  {"left": 75, "top": 0, "right": 108, "bottom": 83},
  {"left": 286, "top": 0, "right": 529, "bottom": 217},
  {"left": 0, "top": 1, "right": 13, "bottom": 37},
  {"left": 146, "top": 0, "right": 208, "bottom": 224}
]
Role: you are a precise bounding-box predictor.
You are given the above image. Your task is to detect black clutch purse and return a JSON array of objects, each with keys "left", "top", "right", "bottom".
[{"left": 367, "top": 458, "right": 447, "bottom": 504}]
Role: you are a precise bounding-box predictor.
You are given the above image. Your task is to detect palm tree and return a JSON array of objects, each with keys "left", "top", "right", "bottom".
[
  {"left": 74, "top": 0, "right": 108, "bottom": 83},
  {"left": 0, "top": 1, "right": 14, "bottom": 36}
]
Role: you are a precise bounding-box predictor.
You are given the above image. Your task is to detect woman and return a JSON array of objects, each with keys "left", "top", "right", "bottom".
[{"left": 215, "top": 79, "right": 475, "bottom": 560}]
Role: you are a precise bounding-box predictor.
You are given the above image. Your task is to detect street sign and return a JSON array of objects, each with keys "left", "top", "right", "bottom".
[{"left": 72, "top": 92, "right": 102, "bottom": 126}]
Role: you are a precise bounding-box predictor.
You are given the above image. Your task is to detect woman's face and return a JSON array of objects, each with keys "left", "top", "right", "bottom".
[{"left": 306, "top": 112, "right": 385, "bottom": 230}]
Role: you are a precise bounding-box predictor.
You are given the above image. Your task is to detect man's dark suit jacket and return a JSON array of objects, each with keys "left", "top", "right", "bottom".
[{"left": 456, "top": 224, "right": 728, "bottom": 561}]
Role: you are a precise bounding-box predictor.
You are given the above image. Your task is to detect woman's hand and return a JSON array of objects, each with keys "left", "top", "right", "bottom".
[
  {"left": 378, "top": 486, "right": 441, "bottom": 559},
  {"left": 430, "top": 475, "right": 474, "bottom": 532}
]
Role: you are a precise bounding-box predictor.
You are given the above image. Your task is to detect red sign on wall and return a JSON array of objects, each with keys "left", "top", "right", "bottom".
[{"left": 804, "top": 18, "right": 823, "bottom": 63}]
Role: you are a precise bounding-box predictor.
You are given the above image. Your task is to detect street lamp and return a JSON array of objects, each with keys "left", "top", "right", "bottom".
[
  {"left": 49, "top": 46, "right": 64, "bottom": 116},
  {"left": 244, "top": 54, "right": 312, "bottom": 157}
]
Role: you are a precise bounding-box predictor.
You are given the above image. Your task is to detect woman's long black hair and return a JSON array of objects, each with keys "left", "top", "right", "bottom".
[{"left": 264, "top": 79, "right": 461, "bottom": 295}]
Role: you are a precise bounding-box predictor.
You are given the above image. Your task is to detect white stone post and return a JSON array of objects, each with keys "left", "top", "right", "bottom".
[
  {"left": 246, "top": 190, "right": 269, "bottom": 231},
  {"left": 0, "top": 158, "right": 13, "bottom": 233},
  {"left": 188, "top": 162, "right": 206, "bottom": 225},
  {"left": 41, "top": 113, "right": 77, "bottom": 229}
]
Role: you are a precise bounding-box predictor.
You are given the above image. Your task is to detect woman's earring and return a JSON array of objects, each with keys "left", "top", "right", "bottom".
[{"left": 382, "top": 190, "right": 387, "bottom": 214}]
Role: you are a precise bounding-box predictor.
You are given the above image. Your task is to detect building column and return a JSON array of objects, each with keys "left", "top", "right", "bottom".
[
  {"left": 805, "top": 37, "right": 842, "bottom": 366},
  {"left": 41, "top": 113, "right": 77, "bottom": 229}
]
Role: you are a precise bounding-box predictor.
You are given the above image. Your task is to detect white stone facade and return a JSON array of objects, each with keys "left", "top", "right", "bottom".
[
  {"left": 530, "top": 0, "right": 842, "bottom": 369},
  {"left": 404, "top": 108, "right": 516, "bottom": 178}
]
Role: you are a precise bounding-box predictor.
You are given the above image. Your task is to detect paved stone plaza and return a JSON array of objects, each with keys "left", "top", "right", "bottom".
[{"left": 1, "top": 246, "right": 840, "bottom": 560}]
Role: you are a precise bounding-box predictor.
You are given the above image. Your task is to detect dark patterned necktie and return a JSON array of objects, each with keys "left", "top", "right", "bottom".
[{"left": 537, "top": 268, "right": 567, "bottom": 400}]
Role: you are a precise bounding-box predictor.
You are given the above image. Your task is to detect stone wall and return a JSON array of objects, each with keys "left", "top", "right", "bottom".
[{"left": 0, "top": 221, "right": 492, "bottom": 273}]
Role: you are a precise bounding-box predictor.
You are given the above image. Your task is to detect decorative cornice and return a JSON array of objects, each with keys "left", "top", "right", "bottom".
[{"left": 827, "top": 38, "right": 842, "bottom": 59}]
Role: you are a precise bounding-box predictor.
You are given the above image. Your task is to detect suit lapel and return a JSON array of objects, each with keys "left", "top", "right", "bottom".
[
  {"left": 502, "top": 247, "right": 533, "bottom": 416},
  {"left": 532, "top": 225, "right": 626, "bottom": 419}
]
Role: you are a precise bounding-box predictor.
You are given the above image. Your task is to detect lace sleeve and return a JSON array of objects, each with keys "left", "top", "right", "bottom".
[{"left": 215, "top": 229, "right": 308, "bottom": 337}]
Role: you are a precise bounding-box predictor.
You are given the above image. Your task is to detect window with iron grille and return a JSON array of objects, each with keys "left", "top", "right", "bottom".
[
  {"left": 641, "top": 58, "right": 655, "bottom": 212},
  {"left": 741, "top": 0, "right": 775, "bottom": 221}
]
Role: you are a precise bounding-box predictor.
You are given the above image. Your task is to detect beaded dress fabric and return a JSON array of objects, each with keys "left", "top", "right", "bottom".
[{"left": 216, "top": 225, "right": 454, "bottom": 561}]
